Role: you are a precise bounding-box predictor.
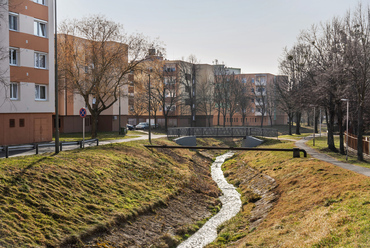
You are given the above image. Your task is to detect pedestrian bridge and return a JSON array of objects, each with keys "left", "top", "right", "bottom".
[{"left": 167, "top": 127, "right": 278, "bottom": 138}]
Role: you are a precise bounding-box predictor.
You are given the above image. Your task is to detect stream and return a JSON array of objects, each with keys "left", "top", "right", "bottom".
[{"left": 177, "top": 152, "right": 242, "bottom": 248}]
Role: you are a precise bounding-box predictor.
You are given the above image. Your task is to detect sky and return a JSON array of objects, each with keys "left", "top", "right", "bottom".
[{"left": 58, "top": 0, "right": 367, "bottom": 74}]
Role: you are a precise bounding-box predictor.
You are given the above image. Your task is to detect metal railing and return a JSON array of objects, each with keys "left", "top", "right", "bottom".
[
  {"left": 167, "top": 127, "right": 278, "bottom": 138},
  {"left": 145, "top": 145, "right": 307, "bottom": 158},
  {"left": 1, "top": 139, "right": 99, "bottom": 158}
]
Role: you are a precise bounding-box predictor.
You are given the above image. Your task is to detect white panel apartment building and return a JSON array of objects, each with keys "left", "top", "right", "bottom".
[{"left": 0, "top": 0, "right": 54, "bottom": 145}]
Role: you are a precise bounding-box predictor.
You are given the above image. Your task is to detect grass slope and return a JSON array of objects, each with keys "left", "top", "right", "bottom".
[
  {"left": 207, "top": 139, "right": 370, "bottom": 247},
  {"left": 0, "top": 139, "right": 216, "bottom": 247}
]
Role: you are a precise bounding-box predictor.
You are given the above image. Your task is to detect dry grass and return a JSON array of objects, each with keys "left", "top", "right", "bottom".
[
  {"left": 0, "top": 138, "right": 217, "bottom": 247},
  {"left": 206, "top": 139, "right": 370, "bottom": 247}
]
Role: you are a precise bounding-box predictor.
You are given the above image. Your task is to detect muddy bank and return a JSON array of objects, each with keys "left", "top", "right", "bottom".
[
  {"left": 225, "top": 163, "right": 278, "bottom": 231},
  {"left": 81, "top": 188, "right": 219, "bottom": 247}
]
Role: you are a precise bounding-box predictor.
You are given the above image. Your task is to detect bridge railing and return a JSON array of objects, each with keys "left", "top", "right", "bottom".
[{"left": 167, "top": 127, "right": 278, "bottom": 138}]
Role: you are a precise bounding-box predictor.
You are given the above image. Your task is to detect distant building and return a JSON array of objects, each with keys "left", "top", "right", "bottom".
[
  {"left": 0, "top": 0, "right": 55, "bottom": 145},
  {"left": 214, "top": 73, "right": 288, "bottom": 127}
]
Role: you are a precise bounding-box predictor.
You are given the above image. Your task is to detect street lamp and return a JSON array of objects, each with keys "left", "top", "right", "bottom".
[
  {"left": 148, "top": 73, "right": 151, "bottom": 144},
  {"left": 341, "top": 99, "right": 349, "bottom": 161}
]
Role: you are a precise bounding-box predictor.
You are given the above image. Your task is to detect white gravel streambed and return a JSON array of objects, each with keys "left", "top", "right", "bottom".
[{"left": 177, "top": 152, "right": 242, "bottom": 248}]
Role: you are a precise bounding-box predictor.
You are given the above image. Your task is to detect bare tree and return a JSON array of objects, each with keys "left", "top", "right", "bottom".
[
  {"left": 274, "top": 75, "right": 295, "bottom": 134},
  {"left": 254, "top": 75, "right": 268, "bottom": 127},
  {"left": 177, "top": 56, "right": 199, "bottom": 127},
  {"left": 265, "top": 79, "right": 276, "bottom": 127},
  {"left": 341, "top": 5, "right": 370, "bottom": 160},
  {"left": 213, "top": 63, "right": 232, "bottom": 127},
  {"left": 197, "top": 73, "right": 214, "bottom": 127},
  {"left": 236, "top": 77, "right": 250, "bottom": 126},
  {"left": 129, "top": 90, "right": 147, "bottom": 124},
  {"left": 58, "top": 15, "right": 163, "bottom": 137}
]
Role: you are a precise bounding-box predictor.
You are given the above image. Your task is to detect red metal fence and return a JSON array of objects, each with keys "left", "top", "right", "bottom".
[{"left": 345, "top": 132, "right": 370, "bottom": 155}]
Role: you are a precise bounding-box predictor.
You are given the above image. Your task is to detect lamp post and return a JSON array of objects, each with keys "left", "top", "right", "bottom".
[
  {"left": 319, "top": 108, "right": 322, "bottom": 137},
  {"left": 341, "top": 99, "right": 349, "bottom": 161},
  {"left": 118, "top": 86, "right": 121, "bottom": 135},
  {"left": 54, "top": 0, "right": 59, "bottom": 153},
  {"left": 148, "top": 73, "right": 151, "bottom": 144}
]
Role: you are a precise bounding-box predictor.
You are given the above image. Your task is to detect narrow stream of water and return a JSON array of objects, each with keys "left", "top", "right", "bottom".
[{"left": 177, "top": 152, "right": 242, "bottom": 248}]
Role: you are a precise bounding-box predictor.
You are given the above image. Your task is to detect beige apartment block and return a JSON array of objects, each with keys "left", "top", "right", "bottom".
[
  {"left": 0, "top": 0, "right": 55, "bottom": 145},
  {"left": 213, "top": 73, "right": 288, "bottom": 127}
]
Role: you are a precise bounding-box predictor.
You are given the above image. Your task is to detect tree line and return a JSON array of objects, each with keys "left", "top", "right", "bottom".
[{"left": 275, "top": 4, "right": 370, "bottom": 160}]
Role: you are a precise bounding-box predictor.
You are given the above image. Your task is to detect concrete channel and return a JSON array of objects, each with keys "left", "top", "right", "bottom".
[{"left": 177, "top": 152, "right": 242, "bottom": 248}]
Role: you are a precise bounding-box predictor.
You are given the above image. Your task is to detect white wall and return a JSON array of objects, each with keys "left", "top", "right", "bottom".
[
  {"left": 19, "top": 48, "right": 34, "bottom": 67},
  {"left": 19, "top": 14, "right": 34, "bottom": 35}
]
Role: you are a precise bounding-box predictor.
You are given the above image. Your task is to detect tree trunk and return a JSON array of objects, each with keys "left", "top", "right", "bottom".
[
  {"left": 288, "top": 113, "right": 293, "bottom": 135},
  {"left": 357, "top": 103, "right": 364, "bottom": 161},
  {"left": 217, "top": 109, "right": 220, "bottom": 126},
  {"left": 337, "top": 104, "right": 345, "bottom": 155},
  {"left": 307, "top": 112, "right": 310, "bottom": 126},
  {"left": 314, "top": 113, "right": 318, "bottom": 133},
  {"left": 295, "top": 111, "right": 301, "bottom": 135},
  {"left": 326, "top": 103, "right": 337, "bottom": 152},
  {"left": 223, "top": 115, "right": 226, "bottom": 127},
  {"left": 164, "top": 114, "right": 168, "bottom": 132},
  {"left": 260, "top": 114, "right": 264, "bottom": 128},
  {"left": 91, "top": 111, "right": 99, "bottom": 139}
]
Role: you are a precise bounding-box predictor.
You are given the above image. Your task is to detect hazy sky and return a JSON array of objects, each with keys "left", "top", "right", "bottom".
[{"left": 58, "top": 0, "right": 367, "bottom": 74}]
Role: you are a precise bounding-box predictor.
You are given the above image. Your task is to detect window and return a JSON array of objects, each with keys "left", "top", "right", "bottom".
[
  {"left": 35, "top": 85, "right": 47, "bottom": 100},
  {"left": 19, "top": 119, "right": 25, "bottom": 127},
  {"left": 9, "top": 48, "right": 18, "bottom": 65},
  {"left": 34, "top": 20, "right": 47, "bottom": 37},
  {"left": 10, "top": 82, "right": 19, "bottom": 100},
  {"left": 33, "top": 0, "right": 46, "bottom": 5},
  {"left": 9, "top": 119, "right": 15, "bottom": 128},
  {"left": 251, "top": 78, "right": 255, "bottom": 83},
  {"left": 9, "top": 13, "right": 18, "bottom": 31},
  {"left": 35, "top": 52, "right": 47, "bottom": 68},
  {"left": 251, "top": 98, "right": 254, "bottom": 103}
]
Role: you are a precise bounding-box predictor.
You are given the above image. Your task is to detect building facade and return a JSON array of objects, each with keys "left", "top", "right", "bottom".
[{"left": 0, "top": 0, "right": 55, "bottom": 145}]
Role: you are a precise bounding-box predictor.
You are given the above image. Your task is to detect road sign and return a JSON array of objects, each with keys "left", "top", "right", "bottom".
[{"left": 79, "top": 107, "right": 87, "bottom": 118}]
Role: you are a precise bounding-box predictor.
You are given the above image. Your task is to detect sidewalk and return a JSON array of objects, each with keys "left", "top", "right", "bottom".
[
  {"left": 1, "top": 133, "right": 167, "bottom": 158},
  {"left": 295, "top": 136, "right": 370, "bottom": 177}
]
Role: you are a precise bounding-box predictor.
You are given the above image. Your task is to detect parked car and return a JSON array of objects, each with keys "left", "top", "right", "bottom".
[
  {"left": 126, "top": 124, "right": 135, "bottom": 130},
  {"left": 151, "top": 123, "right": 159, "bottom": 129},
  {"left": 135, "top": 122, "right": 149, "bottom": 130}
]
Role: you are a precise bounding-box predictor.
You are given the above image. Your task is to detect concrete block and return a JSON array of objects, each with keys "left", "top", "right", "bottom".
[
  {"left": 174, "top": 136, "right": 196, "bottom": 147},
  {"left": 242, "top": 136, "right": 263, "bottom": 148}
]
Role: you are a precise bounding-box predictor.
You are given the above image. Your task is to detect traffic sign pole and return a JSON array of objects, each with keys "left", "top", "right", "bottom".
[
  {"left": 79, "top": 108, "right": 87, "bottom": 149},
  {"left": 83, "top": 117, "right": 85, "bottom": 148}
]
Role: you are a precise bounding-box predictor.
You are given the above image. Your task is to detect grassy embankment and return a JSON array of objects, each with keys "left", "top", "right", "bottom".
[
  {"left": 207, "top": 138, "right": 370, "bottom": 247},
  {"left": 0, "top": 138, "right": 223, "bottom": 247}
]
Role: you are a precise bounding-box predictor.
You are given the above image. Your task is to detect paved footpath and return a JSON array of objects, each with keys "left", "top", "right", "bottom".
[
  {"left": 295, "top": 137, "right": 370, "bottom": 177},
  {"left": 1, "top": 132, "right": 167, "bottom": 158}
]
